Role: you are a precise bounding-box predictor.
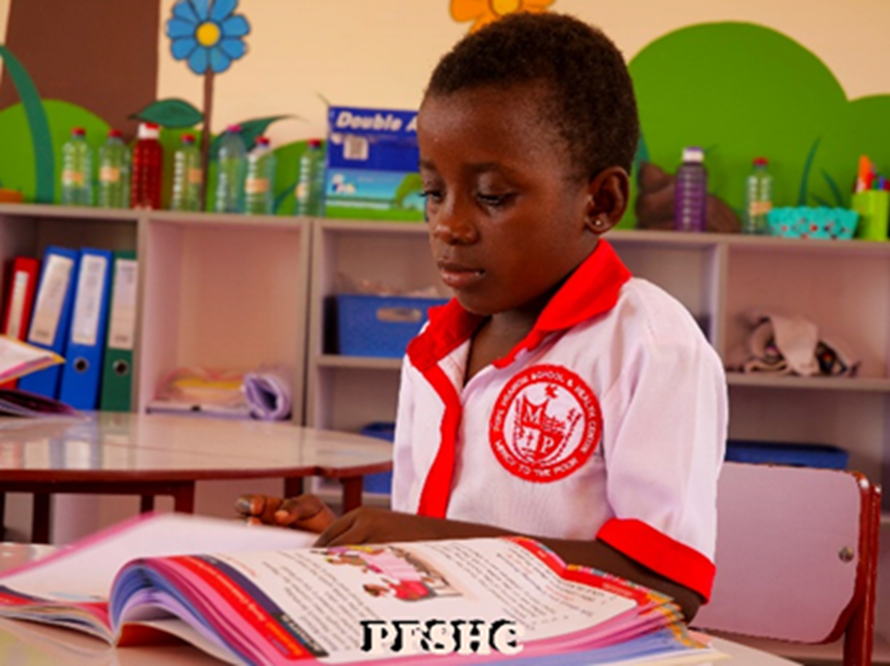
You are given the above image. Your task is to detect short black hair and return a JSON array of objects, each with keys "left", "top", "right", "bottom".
[{"left": 424, "top": 12, "right": 639, "bottom": 178}]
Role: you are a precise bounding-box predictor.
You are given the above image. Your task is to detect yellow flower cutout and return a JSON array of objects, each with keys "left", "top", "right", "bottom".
[{"left": 451, "top": 0, "right": 555, "bottom": 33}]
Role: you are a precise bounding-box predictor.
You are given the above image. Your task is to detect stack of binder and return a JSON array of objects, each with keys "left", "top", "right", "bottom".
[{"left": 4, "top": 247, "right": 138, "bottom": 411}]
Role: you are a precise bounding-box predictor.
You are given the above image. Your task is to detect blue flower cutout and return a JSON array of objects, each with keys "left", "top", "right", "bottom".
[{"left": 166, "top": 0, "right": 250, "bottom": 75}]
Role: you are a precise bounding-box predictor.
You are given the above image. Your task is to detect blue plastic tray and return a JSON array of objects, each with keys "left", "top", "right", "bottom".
[
  {"left": 336, "top": 294, "right": 449, "bottom": 358},
  {"left": 360, "top": 422, "right": 396, "bottom": 493},
  {"left": 725, "top": 439, "right": 848, "bottom": 469}
]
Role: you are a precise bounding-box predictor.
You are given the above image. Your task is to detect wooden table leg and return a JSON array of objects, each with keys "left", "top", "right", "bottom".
[
  {"left": 32, "top": 493, "right": 51, "bottom": 544},
  {"left": 171, "top": 483, "right": 195, "bottom": 514},
  {"left": 341, "top": 477, "right": 364, "bottom": 512},
  {"left": 139, "top": 495, "right": 155, "bottom": 513},
  {"left": 0, "top": 492, "right": 5, "bottom": 540},
  {"left": 284, "top": 477, "right": 304, "bottom": 498}
]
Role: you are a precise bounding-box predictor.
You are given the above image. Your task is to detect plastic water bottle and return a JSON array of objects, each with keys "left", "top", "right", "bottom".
[
  {"left": 130, "top": 122, "right": 163, "bottom": 209},
  {"left": 96, "top": 129, "right": 130, "bottom": 209},
  {"left": 214, "top": 124, "right": 247, "bottom": 213},
  {"left": 170, "top": 134, "right": 204, "bottom": 212},
  {"left": 674, "top": 146, "right": 707, "bottom": 232},
  {"left": 60, "top": 127, "right": 93, "bottom": 206},
  {"left": 295, "top": 139, "right": 325, "bottom": 217},
  {"left": 245, "top": 136, "right": 277, "bottom": 215},
  {"left": 744, "top": 157, "right": 773, "bottom": 235}
]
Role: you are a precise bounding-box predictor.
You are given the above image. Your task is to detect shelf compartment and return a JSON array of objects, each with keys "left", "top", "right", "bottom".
[
  {"left": 609, "top": 237, "right": 725, "bottom": 349},
  {"left": 725, "top": 246, "right": 890, "bottom": 380},
  {"left": 137, "top": 215, "right": 310, "bottom": 421},
  {"left": 0, "top": 205, "right": 138, "bottom": 277}
]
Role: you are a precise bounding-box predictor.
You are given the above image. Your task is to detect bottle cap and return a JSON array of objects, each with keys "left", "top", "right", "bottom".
[
  {"left": 682, "top": 147, "right": 704, "bottom": 163},
  {"left": 308, "top": 138, "right": 322, "bottom": 149},
  {"left": 108, "top": 129, "right": 123, "bottom": 138},
  {"left": 256, "top": 136, "right": 270, "bottom": 147},
  {"left": 71, "top": 127, "right": 86, "bottom": 137},
  {"left": 226, "top": 124, "right": 243, "bottom": 133},
  {"left": 182, "top": 134, "right": 196, "bottom": 144},
  {"left": 753, "top": 157, "right": 768, "bottom": 166},
  {"left": 138, "top": 122, "right": 160, "bottom": 140}
]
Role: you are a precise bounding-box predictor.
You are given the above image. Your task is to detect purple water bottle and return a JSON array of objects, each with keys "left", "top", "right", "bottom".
[{"left": 674, "top": 147, "right": 707, "bottom": 232}]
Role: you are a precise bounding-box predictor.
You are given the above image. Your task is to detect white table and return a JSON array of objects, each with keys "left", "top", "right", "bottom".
[{"left": 0, "top": 412, "right": 394, "bottom": 542}]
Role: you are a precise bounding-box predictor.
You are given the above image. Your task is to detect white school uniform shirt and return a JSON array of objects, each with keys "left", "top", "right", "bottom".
[{"left": 391, "top": 240, "right": 727, "bottom": 600}]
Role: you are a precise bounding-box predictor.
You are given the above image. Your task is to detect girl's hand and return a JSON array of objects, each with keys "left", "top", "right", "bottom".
[
  {"left": 234, "top": 493, "right": 337, "bottom": 533},
  {"left": 315, "top": 507, "right": 510, "bottom": 547}
]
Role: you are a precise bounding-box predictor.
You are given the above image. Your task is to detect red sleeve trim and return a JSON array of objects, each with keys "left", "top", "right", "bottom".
[{"left": 596, "top": 517, "right": 716, "bottom": 602}]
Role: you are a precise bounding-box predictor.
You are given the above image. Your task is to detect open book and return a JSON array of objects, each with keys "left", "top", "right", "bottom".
[
  {"left": 0, "top": 335, "right": 64, "bottom": 384},
  {"left": 0, "top": 513, "right": 722, "bottom": 666},
  {"left": 0, "top": 335, "right": 80, "bottom": 417}
]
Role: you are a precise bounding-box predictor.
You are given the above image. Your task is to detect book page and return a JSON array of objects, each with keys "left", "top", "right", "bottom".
[
  {"left": 0, "top": 513, "right": 315, "bottom": 604},
  {"left": 142, "top": 537, "right": 638, "bottom": 664},
  {"left": 0, "top": 335, "right": 63, "bottom": 383}
]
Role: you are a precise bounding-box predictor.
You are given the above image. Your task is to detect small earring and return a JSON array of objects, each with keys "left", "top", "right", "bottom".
[{"left": 591, "top": 216, "right": 607, "bottom": 230}]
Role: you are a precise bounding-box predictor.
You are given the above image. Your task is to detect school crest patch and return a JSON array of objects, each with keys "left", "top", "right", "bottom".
[{"left": 489, "top": 364, "right": 602, "bottom": 482}]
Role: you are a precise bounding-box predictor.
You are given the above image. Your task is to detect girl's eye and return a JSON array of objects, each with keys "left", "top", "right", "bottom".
[
  {"left": 421, "top": 189, "right": 444, "bottom": 204},
  {"left": 477, "top": 192, "right": 514, "bottom": 207}
]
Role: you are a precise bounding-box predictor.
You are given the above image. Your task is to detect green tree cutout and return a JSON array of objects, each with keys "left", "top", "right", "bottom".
[
  {"left": 0, "top": 45, "right": 54, "bottom": 203},
  {"left": 628, "top": 21, "right": 890, "bottom": 223}
]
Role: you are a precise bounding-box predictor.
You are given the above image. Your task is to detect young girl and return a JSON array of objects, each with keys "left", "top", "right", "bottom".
[{"left": 237, "top": 12, "right": 727, "bottom": 621}]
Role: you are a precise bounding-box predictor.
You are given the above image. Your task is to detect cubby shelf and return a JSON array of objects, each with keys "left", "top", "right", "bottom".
[{"left": 0, "top": 204, "right": 887, "bottom": 657}]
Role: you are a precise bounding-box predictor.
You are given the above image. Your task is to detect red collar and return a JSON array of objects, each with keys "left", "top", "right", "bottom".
[{"left": 406, "top": 240, "right": 631, "bottom": 371}]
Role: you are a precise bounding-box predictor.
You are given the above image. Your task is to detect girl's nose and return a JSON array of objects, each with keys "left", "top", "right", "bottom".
[{"left": 429, "top": 196, "right": 478, "bottom": 245}]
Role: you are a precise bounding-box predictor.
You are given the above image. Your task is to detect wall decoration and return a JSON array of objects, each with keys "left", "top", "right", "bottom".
[
  {"left": 626, "top": 22, "right": 890, "bottom": 228},
  {"left": 450, "top": 0, "right": 555, "bottom": 33},
  {"left": 0, "top": 46, "right": 52, "bottom": 203},
  {"left": 162, "top": 0, "right": 251, "bottom": 201},
  {"left": 0, "top": 0, "right": 160, "bottom": 141}
]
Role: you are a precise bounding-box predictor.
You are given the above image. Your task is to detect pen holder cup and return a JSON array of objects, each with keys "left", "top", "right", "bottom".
[{"left": 852, "top": 190, "right": 889, "bottom": 241}]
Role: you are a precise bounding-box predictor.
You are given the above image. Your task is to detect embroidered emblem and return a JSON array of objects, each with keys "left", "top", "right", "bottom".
[{"left": 490, "top": 364, "right": 602, "bottom": 482}]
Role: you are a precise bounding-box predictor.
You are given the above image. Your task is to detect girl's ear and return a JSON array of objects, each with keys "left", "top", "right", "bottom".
[{"left": 583, "top": 166, "right": 630, "bottom": 235}]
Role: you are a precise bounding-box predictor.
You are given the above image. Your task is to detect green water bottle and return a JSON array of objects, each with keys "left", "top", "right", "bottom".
[
  {"left": 245, "top": 136, "right": 277, "bottom": 215},
  {"left": 170, "top": 134, "right": 204, "bottom": 212},
  {"left": 60, "top": 127, "right": 93, "bottom": 206},
  {"left": 97, "top": 129, "right": 130, "bottom": 209},
  {"left": 744, "top": 157, "right": 773, "bottom": 235},
  {"left": 295, "top": 139, "right": 325, "bottom": 217},
  {"left": 214, "top": 125, "right": 247, "bottom": 213}
]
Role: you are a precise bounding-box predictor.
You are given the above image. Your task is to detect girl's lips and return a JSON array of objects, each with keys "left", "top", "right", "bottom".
[{"left": 438, "top": 263, "right": 485, "bottom": 289}]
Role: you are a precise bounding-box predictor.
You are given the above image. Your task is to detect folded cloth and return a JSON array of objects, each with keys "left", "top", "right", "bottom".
[
  {"left": 730, "top": 310, "right": 860, "bottom": 378},
  {"left": 747, "top": 311, "right": 820, "bottom": 376},
  {"left": 242, "top": 367, "right": 293, "bottom": 421}
]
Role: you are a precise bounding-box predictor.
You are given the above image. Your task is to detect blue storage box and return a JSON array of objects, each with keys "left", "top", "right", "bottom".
[
  {"left": 360, "top": 422, "right": 396, "bottom": 494},
  {"left": 336, "top": 294, "right": 449, "bottom": 358},
  {"left": 725, "top": 439, "right": 848, "bottom": 469}
]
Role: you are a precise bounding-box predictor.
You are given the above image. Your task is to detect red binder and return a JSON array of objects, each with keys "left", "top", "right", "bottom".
[{"left": 1, "top": 256, "right": 40, "bottom": 388}]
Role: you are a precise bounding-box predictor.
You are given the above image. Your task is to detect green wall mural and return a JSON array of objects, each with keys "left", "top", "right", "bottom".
[
  {"left": 626, "top": 21, "right": 890, "bottom": 228},
  {"left": 0, "top": 45, "right": 55, "bottom": 203}
]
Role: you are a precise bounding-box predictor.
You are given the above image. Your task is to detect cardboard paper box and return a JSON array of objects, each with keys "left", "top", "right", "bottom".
[{"left": 325, "top": 106, "right": 424, "bottom": 221}]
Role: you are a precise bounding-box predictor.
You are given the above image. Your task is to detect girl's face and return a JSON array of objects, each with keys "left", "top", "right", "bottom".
[{"left": 418, "top": 83, "right": 606, "bottom": 319}]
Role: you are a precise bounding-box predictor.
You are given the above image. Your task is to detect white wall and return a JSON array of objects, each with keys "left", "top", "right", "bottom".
[{"left": 150, "top": 0, "right": 890, "bottom": 145}]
